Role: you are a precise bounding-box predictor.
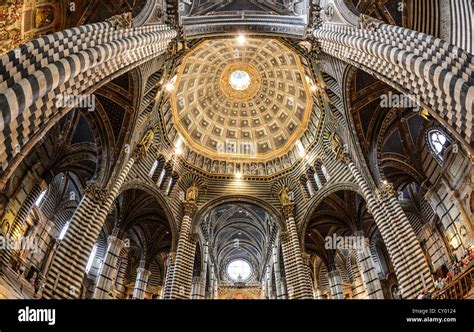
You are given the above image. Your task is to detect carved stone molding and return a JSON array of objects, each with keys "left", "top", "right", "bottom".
[
  {"left": 359, "top": 14, "right": 383, "bottom": 31},
  {"left": 183, "top": 202, "right": 198, "bottom": 217},
  {"left": 106, "top": 12, "right": 134, "bottom": 29},
  {"left": 131, "top": 148, "right": 146, "bottom": 161},
  {"left": 324, "top": 3, "right": 335, "bottom": 21},
  {"left": 107, "top": 236, "right": 126, "bottom": 250},
  {"left": 375, "top": 182, "right": 395, "bottom": 202},
  {"left": 137, "top": 267, "right": 151, "bottom": 278},
  {"left": 85, "top": 182, "right": 108, "bottom": 203},
  {"left": 328, "top": 268, "right": 341, "bottom": 278}
]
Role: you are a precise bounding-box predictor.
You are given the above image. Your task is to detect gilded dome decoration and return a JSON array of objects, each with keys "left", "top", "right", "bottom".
[{"left": 170, "top": 38, "right": 314, "bottom": 162}]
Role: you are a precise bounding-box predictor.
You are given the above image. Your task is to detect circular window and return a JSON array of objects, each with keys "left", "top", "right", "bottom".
[
  {"left": 227, "top": 259, "right": 252, "bottom": 281},
  {"left": 427, "top": 129, "right": 450, "bottom": 163},
  {"left": 229, "top": 70, "right": 251, "bottom": 91},
  {"left": 430, "top": 130, "right": 447, "bottom": 154}
]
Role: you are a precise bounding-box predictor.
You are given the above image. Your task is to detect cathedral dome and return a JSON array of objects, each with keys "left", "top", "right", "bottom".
[{"left": 170, "top": 38, "right": 313, "bottom": 162}]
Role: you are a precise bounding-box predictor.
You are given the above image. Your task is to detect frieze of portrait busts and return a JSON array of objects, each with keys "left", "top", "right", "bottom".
[
  {"left": 251, "top": 163, "right": 257, "bottom": 175},
  {"left": 203, "top": 158, "right": 210, "bottom": 172},
  {"left": 219, "top": 161, "right": 226, "bottom": 173},
  {"left": 210, "top": 161, "right": 217, "bottom": 173}
]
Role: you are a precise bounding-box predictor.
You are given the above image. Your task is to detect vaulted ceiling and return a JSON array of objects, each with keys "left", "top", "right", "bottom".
[
  {"left": 171, "top": 37, "right": 313, "bottom": 162},
  {"left": 201, "top": 203, "right": 278, "bottom": 283}
]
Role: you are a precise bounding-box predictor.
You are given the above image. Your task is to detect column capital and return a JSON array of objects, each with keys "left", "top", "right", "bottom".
[
  {"left": 137, "top": 267, "right": 151, "bottom": 278},
  {"left": 106, "top": 12, "right": 133, "bottom": 29},
  {"left": 328, "top": 268, "right": 341, "bottom": 278},
  {"left": 85, "top": 181, "right": 108, "bottom": 202},
  {"left": 375, "top": 181, "right": 395, "bottom": 202},
  {"left": 359, "top": 14, "right": 383, "bottom": 30},
  {"left": 183, "top": 202, "right": 198, "bottom": 217},
  {"left": 192, "top": 276, "right": 204, "bottom": 284},
  {"left": 131, "top": 148, "right": 146, "bottom": 161},
  {"left": 281, "top": 203, "right": 295, "bottom": 219},
  {"left": 107, "top": 236, "right": 126, "bottom": 250},
  {"left": 166, "top": 252, "right": 176, "bottom": 261}
]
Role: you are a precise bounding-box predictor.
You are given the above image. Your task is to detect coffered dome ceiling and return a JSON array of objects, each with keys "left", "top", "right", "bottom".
[{"left": 171, "top": 38, "right": 313, "bottom": 163}]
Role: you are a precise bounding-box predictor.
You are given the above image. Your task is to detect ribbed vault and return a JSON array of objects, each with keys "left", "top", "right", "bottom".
[{"left": 200, "top": 203, "right": 278, "bottom": 284}]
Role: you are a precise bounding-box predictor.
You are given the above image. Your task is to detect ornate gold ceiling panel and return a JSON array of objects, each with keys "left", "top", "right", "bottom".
[{"left": 170, "top": 38, "right": 313, "bottom": 162}]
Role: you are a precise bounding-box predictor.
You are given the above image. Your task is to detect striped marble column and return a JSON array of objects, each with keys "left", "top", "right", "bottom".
[
  {"left": 384, "top": 191, "right": 434, "bottom": 296},
  {"left": 86, "top": 252, "right": 103, "bottom": 297},
  {"left": 314, "top": 12, "right": 473, "bottom": 147},
  {"left": 280, "top": 204, "right": 314, "bottom": 299},
  {"left": 265, "top": 264, "right": 273, "bottom": 299},
  {"left": 328, "top": 267, "right": 344, "bottom": 299},
  {"left": 346, "top": 159, "right": 433, "bottom": 298},
  {"left": 280, "top": 233, "right": 296, "bottom": 299},
  {"left": 272, "top": 244, "right": 286, "bottom": 299},
  {"left": 355, "top": 231, "right": 384, "bottom": 299},
  {"left": 280, "top": 277, "right": 288, "bottom": 299},
  {"left": 43, "top": 154, "right": 136, "bottom": 299},
  {"left": 132, "top": 265, "right": 151, "bottom": 299},
  {"left": 302, "top": 252, "right": 316, "bottom": 299},
  {"left": 42, "top": 185, "right": 104, "bottom": 299},
  {"left": 209, "top": 262, "right": 217, "bottom": 299},
  {"left": 162, "top": 252, "right": 175, "bottom": 299},
  {"left": 93, "top": 236, "right": 126, "bottom": 299},
  {"left": 191, "top": 276, "right": 205, "bottom": 299},
  {"left": 114, "top": 250, "right": 129, "bottom": 299},
  {"left": 164, "top": 203, "right": 197, "bottom": 299},
  {"left": 0, "top": 21, "right": 177, "bottom": 174},
  {"left": 199, "top": 242, "right": 209, "bottom": 298},
  {"left": 0, "top": 183, "right": 44, "bottom": 270},
  {"left": 213, "top": 277, "right": 219, "bottom": 298}
]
